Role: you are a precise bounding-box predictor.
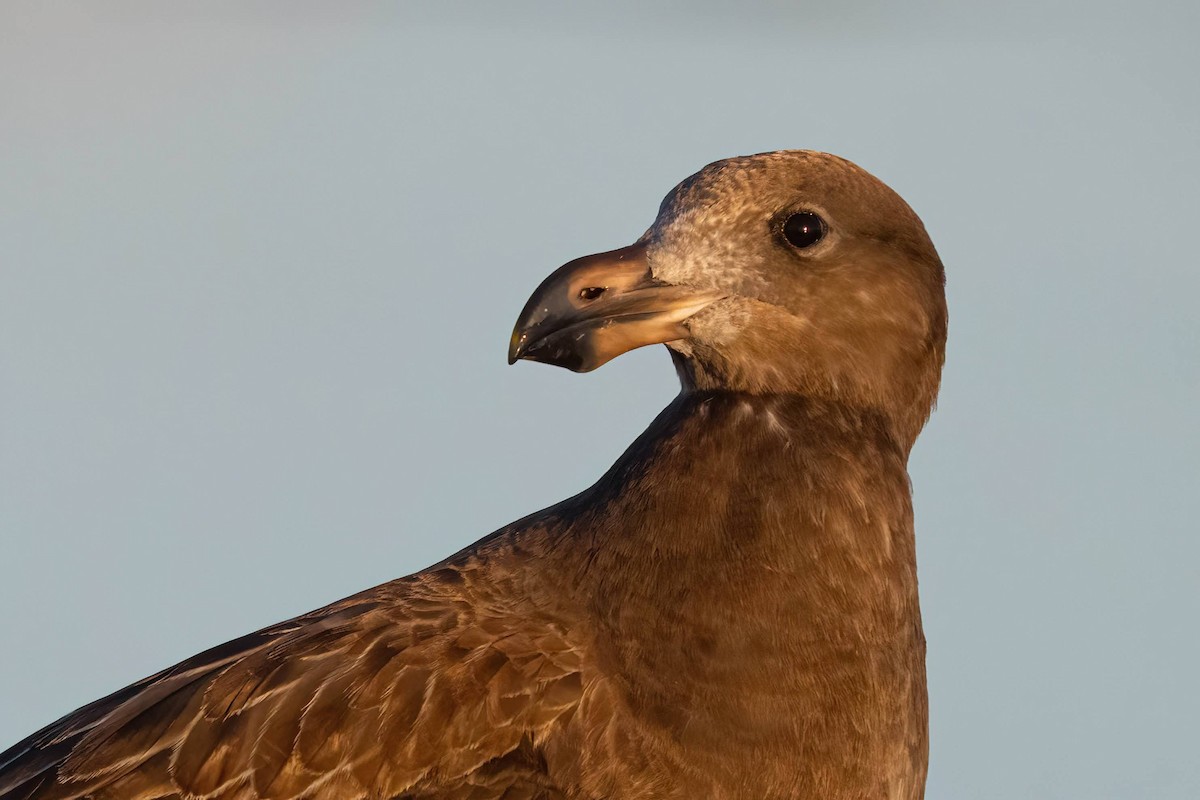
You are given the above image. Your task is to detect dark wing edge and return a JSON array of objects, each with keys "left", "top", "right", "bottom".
[{"left": 0, "top": 564, "right": 584, "bottom": 800}]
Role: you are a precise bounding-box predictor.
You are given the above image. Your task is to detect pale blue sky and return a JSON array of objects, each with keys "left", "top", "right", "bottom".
[{"left": 2, "top": 2, "right": 1198, "bottom": 797}]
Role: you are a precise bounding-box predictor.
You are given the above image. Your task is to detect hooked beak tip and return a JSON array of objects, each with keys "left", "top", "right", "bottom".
[{"left": 507, "top": 330, "right": 525, "bottom": 364}]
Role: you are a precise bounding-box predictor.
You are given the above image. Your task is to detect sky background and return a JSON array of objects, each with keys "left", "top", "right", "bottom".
[{"left": 2, "top": 2, "right": 1198, "bottom": 797}]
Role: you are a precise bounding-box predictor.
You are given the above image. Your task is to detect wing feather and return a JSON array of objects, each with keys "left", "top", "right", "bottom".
[{"left": 0, "top": 563, "right": 584, "bottom": 800}]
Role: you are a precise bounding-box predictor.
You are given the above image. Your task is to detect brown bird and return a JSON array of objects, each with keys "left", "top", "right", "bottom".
[{"left": 0, "top": 150, "right": 947, "bottom": 800}]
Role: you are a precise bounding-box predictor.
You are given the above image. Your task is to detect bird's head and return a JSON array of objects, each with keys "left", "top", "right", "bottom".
[{"left": 510, "top": 151, "right": 947, "bottom": 445}]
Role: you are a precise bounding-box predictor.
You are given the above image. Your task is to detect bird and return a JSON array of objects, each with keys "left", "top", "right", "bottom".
[{"left": 0, "top": 150, "right": 947, "bottom": 800}]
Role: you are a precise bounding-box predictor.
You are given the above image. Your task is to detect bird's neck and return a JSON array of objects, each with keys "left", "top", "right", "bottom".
[
  {"left": 549, "top": 389, "right": 921, "bottom": 631},
  {"left": 669, "top": 344, "right": 940, "bottom": 457}
]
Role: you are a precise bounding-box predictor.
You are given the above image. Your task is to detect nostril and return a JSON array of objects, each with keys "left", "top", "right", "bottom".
[{"left": 579, "top": 286, "right": 606, "bottom": 301}]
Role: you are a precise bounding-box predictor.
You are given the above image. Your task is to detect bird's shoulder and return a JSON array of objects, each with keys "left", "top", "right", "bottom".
[{"left": 0, "top": 537, "right": 585, "bottom": 800}]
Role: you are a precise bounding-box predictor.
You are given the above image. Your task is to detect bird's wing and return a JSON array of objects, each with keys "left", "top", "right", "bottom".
[{"left": 0, "top": 562, "right": 583, "bottom": 800}]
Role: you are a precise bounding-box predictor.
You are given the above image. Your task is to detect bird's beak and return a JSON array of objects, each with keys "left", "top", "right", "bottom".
[{"left": 508, "top": 242, "right": 723, "bottom": 372}]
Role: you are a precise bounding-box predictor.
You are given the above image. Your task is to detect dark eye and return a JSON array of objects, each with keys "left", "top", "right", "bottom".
[{"left": 781, "top": 212, "right": 826, "bottom": 249}]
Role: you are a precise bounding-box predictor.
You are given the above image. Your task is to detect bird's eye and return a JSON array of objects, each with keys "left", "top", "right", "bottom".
[{"left": 781, "top": 212, "right": 826, "bottom": 249}]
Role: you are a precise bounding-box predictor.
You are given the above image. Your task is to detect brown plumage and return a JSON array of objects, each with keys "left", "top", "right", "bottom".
[{"left": 0, "top": 150, "right": 947, "bottom": 799}]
